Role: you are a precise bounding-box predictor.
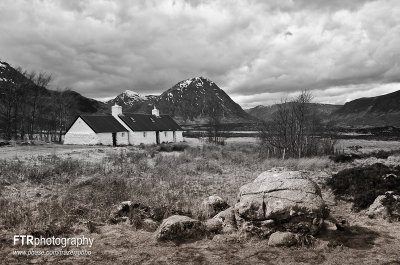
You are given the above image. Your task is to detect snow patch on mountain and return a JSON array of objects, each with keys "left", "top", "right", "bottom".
[
  {"left": 122, "top": 90, "right": 144, "bottom": 99},
  {"left": 179, "top": 79, "right": 193, "bottom": 89}
]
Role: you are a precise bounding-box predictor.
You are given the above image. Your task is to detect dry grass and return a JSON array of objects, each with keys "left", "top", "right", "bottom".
[
  {"left": 2, "top": 142, "right": 400, "bottom": 264},
  {"left": 0, "top": 143, "right": 331, "bottom": 237}
]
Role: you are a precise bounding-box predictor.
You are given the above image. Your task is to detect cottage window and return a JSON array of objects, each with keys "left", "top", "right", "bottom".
[
  {"left": 130, "top": 117, "right": 136, "bottom": 122},
  {"left": 150, "top": 117, "right": 155, "bottom": 123},
  {"left": 143, "top": 132, "right": 146, "bottom": 137},
  {"left": 122, "top": 132, "right": 125, "bottom": 137},
  {"left": 164, "top": 131, "right": 167, "bottom": 137}
]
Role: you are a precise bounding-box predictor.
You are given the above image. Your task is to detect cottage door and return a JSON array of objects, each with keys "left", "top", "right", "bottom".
[
  {"left": 156, "top": 131, "right": 160, "bottom": 144},
  {"left": 112, "top": 133, "right": 117, "bottom": 146}
]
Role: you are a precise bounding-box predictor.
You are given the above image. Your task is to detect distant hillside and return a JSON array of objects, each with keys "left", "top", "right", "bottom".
[
  {"left": 332, "top": 90, "right": 400, "bottom": 127},
  {"left": 0, "top": 60, "right": 107, "bottom": 114},
  {"left": 107, "top": 77, "right": 254, "bottom": 124},
  {"left": 246, "top": 103, "right": 341, "bottom": 122},
  {"left": 0, "top": 60, "right": 108, "bottom": 139}
]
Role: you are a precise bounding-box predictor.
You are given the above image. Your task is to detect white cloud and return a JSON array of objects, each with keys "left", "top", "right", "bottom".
[{"left": 0, "top": 0, "right": 399, "bottom": 107}]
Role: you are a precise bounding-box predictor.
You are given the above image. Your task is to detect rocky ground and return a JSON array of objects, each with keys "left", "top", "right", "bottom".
[{"left": 1, "top": 143, "right": 400, "bottom": 264}]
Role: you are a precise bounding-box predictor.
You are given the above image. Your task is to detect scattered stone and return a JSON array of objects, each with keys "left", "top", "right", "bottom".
[
  {"left": 109, "top": 201, "right": 153, "bottom": 224},
  {"left": 201, "top": 195, "right": 229, "bottom": 219},
  {"left": 155, "top": 215, "right": 204, "bottom": 242},
  {"left": 367, "top": 191, "right": 400, "bottom": 220},
  {"left": 213, "top": 207, "right": 237, "bottom": 234},
  {"left": 109, "top": 201, "right": 133, "bottom": 224},
  {"left": 239, "top": 219, "right": 276, "bottom": 238},
  {"left": 204, "top": 218, "right": 223, "bottom": 234},
  {"left": 235, "top": 168, "right": 329, "bottom": 237},
  {"left": 141, "top": 219, "right": 159, "bottom": 232},
  {"left": 268, "top": 231, "right": 298, "bottom": 247}
]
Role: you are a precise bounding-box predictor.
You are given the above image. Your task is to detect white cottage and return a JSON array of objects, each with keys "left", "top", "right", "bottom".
[{"left": 64, "top": 104, "right": 184, "bottom": 146}]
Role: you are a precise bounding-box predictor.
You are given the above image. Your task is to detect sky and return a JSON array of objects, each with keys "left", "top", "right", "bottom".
[{"left": 1, "top": 0, "right": 400, "bottom": 108}]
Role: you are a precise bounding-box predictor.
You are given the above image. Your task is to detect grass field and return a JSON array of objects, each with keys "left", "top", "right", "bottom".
[{"left": 1, "top": 140, "right": 400, "bottom": 264}]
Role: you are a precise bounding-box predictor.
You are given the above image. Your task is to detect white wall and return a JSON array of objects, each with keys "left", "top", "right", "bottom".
[
  {"left": 129, "top": 131, "right": 157, "bottom": 145},
  {"left": 159, "top": 131, "right": 174, "bottom": 143},
  {"left": 66, "top": 117, "right": 94, "bottom": 134},
  {"left": 64, "top": 117, "right": 130, "bottom": 146},
  {"left": 97, "top": 133, "right": 113, "bottom": 145},
  {"left": 117, "top": 132, "right": 129, "bottom": 145},
  {"left": 64, "top": 117, "right": 100, "bottom": 145},
  {"left": 175, "top": 131, "right": 184, "bottom": 142},
  {"left": 64, "top": 133, "right": 99, "bottom": 145}
]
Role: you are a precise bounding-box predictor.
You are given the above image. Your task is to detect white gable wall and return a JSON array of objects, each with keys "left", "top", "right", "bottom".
[
  {"left": 64, "top": 117, "right": 130, "bottom": 146},
  {"left": 64, "top": 117, "right": 100, "bottom": 145}
]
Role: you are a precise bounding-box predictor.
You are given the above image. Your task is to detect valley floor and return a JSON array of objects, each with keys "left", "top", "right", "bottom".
[{"left": 1, "top": 140, "right": 400, "bottom": 264}]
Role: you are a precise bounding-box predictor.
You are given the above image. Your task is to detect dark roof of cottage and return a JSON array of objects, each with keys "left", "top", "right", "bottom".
[
  {"left": 68, "top": 115, "right": 129, "bottom": 133},
  {"left": 118, "top": 114, "right": 183, "bottom": 131}
]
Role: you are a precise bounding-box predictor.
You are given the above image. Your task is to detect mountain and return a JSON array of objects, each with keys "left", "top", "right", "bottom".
[
  {"left": 151, "top": 77, "right": 252, "bottom": 123},
  {"left": 246, "top": 103, "right": 341, "bottom": 122},
  {"left": 107, "top": 77, "right": 253, "bottom": 124},
  {"left": 332, "top": 89, "right": 400, "bottom": 127},
  {"left": 106, "top": 90, "right": 156, "bottom": 112}
]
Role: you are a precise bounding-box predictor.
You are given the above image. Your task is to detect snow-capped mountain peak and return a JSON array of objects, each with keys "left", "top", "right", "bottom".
[
  {"left": 177, "top": 76, "right": 215, "bottom": 90},
  {"left": 122, "top": 90, "right": 143, "bottom": 98}
]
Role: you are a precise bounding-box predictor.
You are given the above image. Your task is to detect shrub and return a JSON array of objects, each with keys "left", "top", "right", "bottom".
[
  {"left": 329, "top": 149, "right": 400, "bottom": 163},
  {"left": 329, "top": 153, "right": 361, "bottom": 163},
  {"left": 327, "top": 163, "right": 400, "bottom": 210},
  {"left": 171, "top": 143, "right": 189, "bottom": 152},
  {"left": 158, "top": 144, "right": 173, "bottom": 152}
]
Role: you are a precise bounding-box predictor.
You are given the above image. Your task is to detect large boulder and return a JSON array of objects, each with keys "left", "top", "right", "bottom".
[
  {"left": 200, "top": 195, "right": 229, "bottom": 219},
  {"left": 155, "top": 215, "right": 204, "bottom": 242},
  {"left": 235, "top": 169, "right": 329, "bottom": 237},
  {"left": 367, "top": 191, "right": 400, "bottom": 220}
]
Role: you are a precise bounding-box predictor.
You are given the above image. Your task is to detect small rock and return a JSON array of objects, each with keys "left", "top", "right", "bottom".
[
  {"left": 213, "top": 207, "right": 237, "bottom": 234},
  {"left": 204, "top": 218, "right": 222, "bottom": 234},
  {"left": 367, "top": 191, "right": 400, "bottom": 220},
  {"left": 109, "top": 201, "right": 132, "bottom": 223},
  {"left": 155, "top": 215, "right": 204, "bottom": 242},
  {"left": 268, "top": 231, "right": 298, "bottom": 247},
  {"left": 141, "top": 219, "right": 159, "bottom": 232},
  {"left": 109, "top": 201, "right": 153, "bottom": 224},
  {"left": 201, "top": 195, "right": 229, "bottom": 219}
]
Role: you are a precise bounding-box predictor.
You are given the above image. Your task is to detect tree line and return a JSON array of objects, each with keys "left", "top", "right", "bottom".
[{"left": 0, "top": 68, "right": 77, "bottom": 142}]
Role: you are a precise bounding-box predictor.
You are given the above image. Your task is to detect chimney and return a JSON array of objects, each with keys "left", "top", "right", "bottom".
[
  {"left": 112, "top": 103, "right": 123, "bottom": 117},
  {"left": 152, "top": 105, "right": 160, "bottom": 117}
]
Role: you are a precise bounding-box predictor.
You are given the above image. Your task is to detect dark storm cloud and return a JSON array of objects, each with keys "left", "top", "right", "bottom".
[{"left": 0, "top": 0, "right": 399, "bottom": 106}]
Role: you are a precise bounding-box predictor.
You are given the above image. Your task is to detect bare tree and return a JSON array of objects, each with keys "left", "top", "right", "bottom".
[
  {"left": 207, "top": 100, "right": 225, "bottom": 145},
  {"left": 259, "top": 90, "right": 335, "bottom": 158},
  {"left": 27, "top": 71, "right": 52, "bottom": 139}
]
